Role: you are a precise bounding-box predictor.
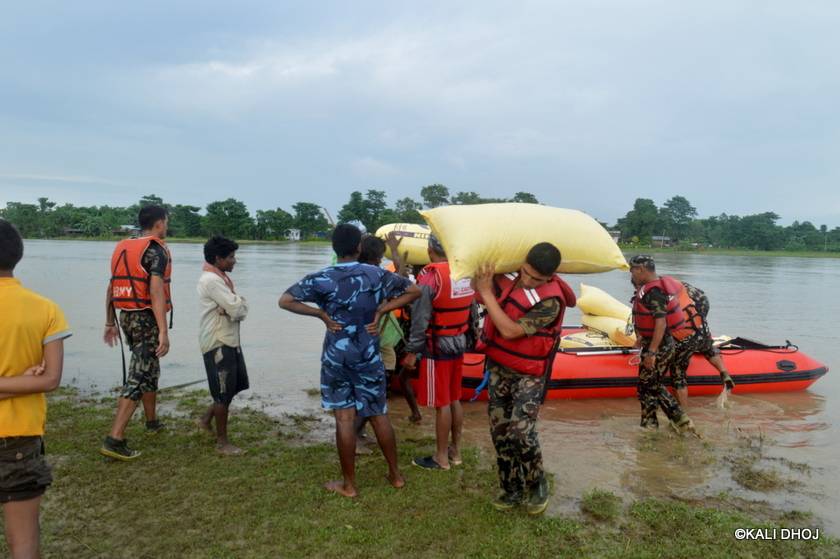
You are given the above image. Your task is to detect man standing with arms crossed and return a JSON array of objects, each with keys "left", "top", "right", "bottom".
[
  {"left": 0, "top": 220, "right": 71, "bottom": 559},
  {"left": 101, "top": 205, "right": 172, "bottom": 460},
  {"left": 472, "top": 243, "right": 576, "bottom": 515}
]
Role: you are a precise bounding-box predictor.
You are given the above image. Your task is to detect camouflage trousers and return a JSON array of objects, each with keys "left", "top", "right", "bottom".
[
  {"left": 119, "top": 310, "right": 161, "bottom": 401},
  {"left": 670, "top": 325, "right": 718, "bottom": 389},
  {"left": 638, "top": 338, "right": 684, "bottom": 428},
  {"left": 487, "top": 366, "right": 546, "bottom": 495}
]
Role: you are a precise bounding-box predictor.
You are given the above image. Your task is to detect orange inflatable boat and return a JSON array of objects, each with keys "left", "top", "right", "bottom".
[{"left": 406, "top": 329, "right": 828, "bottom": 401}]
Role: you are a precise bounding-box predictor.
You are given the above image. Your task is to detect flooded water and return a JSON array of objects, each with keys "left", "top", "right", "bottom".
[{"left": 16, "top": 241, "right": 840, "bottom": 532}]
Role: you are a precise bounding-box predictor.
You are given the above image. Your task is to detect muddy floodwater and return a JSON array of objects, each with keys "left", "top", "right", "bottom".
[{"left": 17, "top": 240, "right": 840, "bottom": 533}]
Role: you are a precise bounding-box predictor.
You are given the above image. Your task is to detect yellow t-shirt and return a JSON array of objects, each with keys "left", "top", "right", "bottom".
[{"left": 0, "top": 277, "right": 72, "bottom": 437}]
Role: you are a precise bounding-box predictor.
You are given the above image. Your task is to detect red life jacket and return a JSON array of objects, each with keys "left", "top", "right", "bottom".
[
  {"left": 420, "top": 262, "right": 475, "bottom": 357},
  {"left": 110, "top": 236, "right": 173, "bottom": 312},
  {"left": 632, "top": 275, "right": 702, "bottom": 341},
  {"left": 420, "top": 261, "right": 475, "bottom": 338},
  {"left": 477, "top": 273, "right": 576, "bottom": 376}
]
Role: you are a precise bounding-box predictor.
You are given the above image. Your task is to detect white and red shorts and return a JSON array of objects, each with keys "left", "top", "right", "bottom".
[{"left": 417, "top": 356, "right": 464, "bottom": 408}]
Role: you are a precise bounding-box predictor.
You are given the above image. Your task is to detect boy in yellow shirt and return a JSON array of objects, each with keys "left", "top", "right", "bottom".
[{"left": 0, "top": 220, "right": 71, "bottom": 559}]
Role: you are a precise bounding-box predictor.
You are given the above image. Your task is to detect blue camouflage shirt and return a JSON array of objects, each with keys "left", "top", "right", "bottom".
[{"left": 286, "top": 262, "right": 412, "bottom": 372}]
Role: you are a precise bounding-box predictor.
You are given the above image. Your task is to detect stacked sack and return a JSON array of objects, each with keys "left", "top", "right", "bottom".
[
  {"left": 576, "top": 284, "right": 636, "bottom": 347},
  {"left": 375, "top": 223, "right": 432, "bottom": 266}
]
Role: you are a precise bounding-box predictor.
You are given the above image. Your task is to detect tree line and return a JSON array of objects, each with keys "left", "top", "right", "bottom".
[
  {"left": 3, "top": 189, "right": 838, "bottom": 252},
  {"left": 335, "top": 184, "right": 539, "bottom": 233},
  {"left": 616, "top": 196, "right": 840, "bottom": 252},
  {"left": 0, "top": 195, "right": 329, "bottom": 240},
  {"left": 0, "top": 186, "right": 538, "bottom": 241}
]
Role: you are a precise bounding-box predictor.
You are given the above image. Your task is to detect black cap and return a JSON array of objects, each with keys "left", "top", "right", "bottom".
[{"left": 628, "top": 254, "right": 655, "bottom": 270}]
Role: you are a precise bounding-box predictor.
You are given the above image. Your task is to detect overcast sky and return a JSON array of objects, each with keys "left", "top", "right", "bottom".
[{"left": 2, "top": 1, "right": 839, "bottom": 226}]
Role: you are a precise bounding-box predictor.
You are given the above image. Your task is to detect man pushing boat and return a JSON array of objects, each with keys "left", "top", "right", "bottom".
[{"left": 628, "top": 255, "right": 696, "bottom": 433}]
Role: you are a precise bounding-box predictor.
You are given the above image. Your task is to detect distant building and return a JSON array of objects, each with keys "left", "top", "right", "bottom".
[
  {"left": 651, "top": 235, "right": 672, "bottom": 247},
  {"left": 608, "top": 230, "right": 621, "bottom": 243},
  {"left": 113, "top": 224, "right": 141, "bottom": 236},
  {"left": 286, "top": 228, "right": 301, "bottom": 241},
  {"left": 62, "top": 227, "right": 85, "bottom": 236}
]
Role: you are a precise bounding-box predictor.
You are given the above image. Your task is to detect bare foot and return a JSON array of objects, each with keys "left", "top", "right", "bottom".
[
  {"left": 386, "top": 472, "right": 406, "bottom": 489},
  {"left": 216, "top": 443, "right": 245, "bottom": 456},
  {"left": 196, "top": 418, "right": 213, "bottom": 434},
  {"left": 324, "top": 480, "right": 358, "bottom": 498},
  {"left": 408, "top": 414, "right": 422, "bottom": 424},
  {"left": 447, "top": 446, "right": 463, "bottom": 466}
]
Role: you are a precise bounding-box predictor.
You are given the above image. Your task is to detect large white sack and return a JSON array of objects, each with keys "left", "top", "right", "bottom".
[
  {"left": 577, "top": 283, "right": 632, "bottom": 320},
  {"left": 375, "top": 223, "right": 432, "bottom": 266},
  {"left": 420, "top": 203, "right": 627, "bottom": 280}
]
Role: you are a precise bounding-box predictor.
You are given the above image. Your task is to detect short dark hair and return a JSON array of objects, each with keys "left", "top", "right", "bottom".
[
  {"left": 332, "top": 223, "right": 363, "bottom": 258},
  {"left": 358, "top": 235, "right": 386, "bottom": 265},
  {"left": 428, "top": 234, "right": 446, "bottom": 257},
  {"left": 628, "top": 254, "right": 656, "bottom": 272},
  {"left": 526, "top": 242, "right": 561, "bottom": 276},
  {"left": 138, "top": 205, "right": 168, "bottom": 230},
  {"left": 204, "top": 235, "right": 239, "bottom": 264},
  {"left": 0, "top": 219, "right": 24, "bottom": 271}
]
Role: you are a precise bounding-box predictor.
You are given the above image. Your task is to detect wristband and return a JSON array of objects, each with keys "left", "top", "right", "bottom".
[{"left": 105, "top": 323, "right": 116, "bottom": 327}]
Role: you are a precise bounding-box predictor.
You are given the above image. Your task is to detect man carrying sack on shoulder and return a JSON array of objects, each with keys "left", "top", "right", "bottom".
[{"left": 472, "top": 242, "right": 576, "bottom": 515}]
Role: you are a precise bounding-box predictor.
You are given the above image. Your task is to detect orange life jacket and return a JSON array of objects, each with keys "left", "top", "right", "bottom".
[
  {"left": 477, "top": 273, "right": 576, "bottom": 376},
  {"left": 384, "top": 261, "right": 407, "bottom": 321},
  {"left": 632, "top": 275, "right": 702, "bottom": 341},
  {"left": 110, "top": 236, "right": 172, "bottom": 312},
  {"left": 420, "top": 261, "right": 475, "bottom": 339}
]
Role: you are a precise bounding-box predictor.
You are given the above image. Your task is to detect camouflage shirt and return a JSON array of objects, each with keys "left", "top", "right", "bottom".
[
  {"left": 641, "top": 286, "right": 669, "bottom": 318},
  {"left": 141, "top": 241, "right": 168, "bottom": 277},
  {"left": 285, "top": 262, "right": 411, "bottom": 373},
  {"left": 682, "top": 281, "right": 710, "bottom": 318},
  {"left": 485, "top": 298, "right": 561, "bottom": 377},
  {"left": 637, "top": 285, "right": 672, "bottom": 344}
]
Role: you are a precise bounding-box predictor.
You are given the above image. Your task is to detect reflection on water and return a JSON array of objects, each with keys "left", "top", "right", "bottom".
[{"left": 15, "top": 241, "right": 840, "bottom": 533}]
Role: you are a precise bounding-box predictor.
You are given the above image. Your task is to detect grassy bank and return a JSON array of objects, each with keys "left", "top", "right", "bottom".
[
  {"left": 1, "top": 389, "right": 835, "bottom": 558},
  {"left": 620, "top": 246, "right": 840, "bottom": 259}
]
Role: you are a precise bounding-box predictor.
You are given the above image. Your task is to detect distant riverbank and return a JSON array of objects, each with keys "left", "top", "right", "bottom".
[
  {"left": 25, "top": 237, "right": 840, "bottom": 259},
  {"left": 620, "top": 245, "right": 840, "bottom": 259},
  {"left": 27, "top": 236, "right": 331, "bottom": 246}
]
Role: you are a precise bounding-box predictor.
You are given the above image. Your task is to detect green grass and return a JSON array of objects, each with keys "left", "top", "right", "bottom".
[
  {"left": 730, "top": 457, "right": 791, "bottom": 492},
  {"left": 580, "top": 489, "right": 622, "bottom": 522},
  {"left": 2, "top": 389, "right": 836, "bottom": 558}
]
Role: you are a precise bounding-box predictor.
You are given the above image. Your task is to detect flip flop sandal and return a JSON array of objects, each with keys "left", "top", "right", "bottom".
[{"left": 411, "top": 456, "right": 450, "bottom": 471}]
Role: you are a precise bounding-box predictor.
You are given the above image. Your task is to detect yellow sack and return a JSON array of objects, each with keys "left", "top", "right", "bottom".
[
  {"left": 560, "top": 329, "right": 619, "bottom": 349},
  {"left": 581, "top": 314, "right": 636, "bottom": 347},
  {"left": 577, "top": 283, "right": 632, "bottom": 320},
  {"left": 375, "top": 223, "right": 431, "bottom": 266},
  {"left": 420, "top": 203, "right": 628, "bottom": 280}
]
